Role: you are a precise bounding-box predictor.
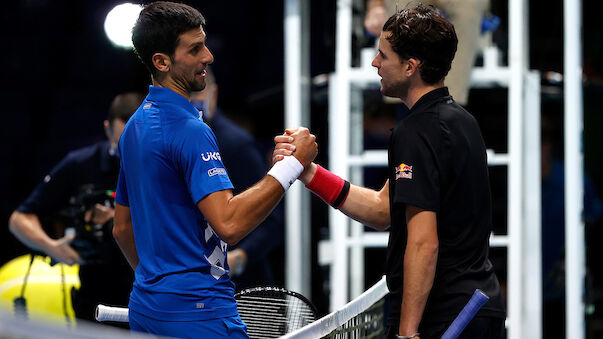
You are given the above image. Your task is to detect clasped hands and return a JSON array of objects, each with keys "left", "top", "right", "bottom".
[{"left": 273, "top": 127, "right": 318, "bottom": 184}]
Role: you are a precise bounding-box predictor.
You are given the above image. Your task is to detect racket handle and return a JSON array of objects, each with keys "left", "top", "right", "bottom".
[
  {"left": 95, "top": 304, "right": 129, "bottom": 322},
  {"left": 441, "top": 289, "right": 489, "bottom": 339}
]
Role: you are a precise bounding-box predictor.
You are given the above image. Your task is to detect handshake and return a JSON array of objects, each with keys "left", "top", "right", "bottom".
[
  {"left": 269, "top": 126, "right": 354, "bottom": 213},
  {"left": 271, "top": 127, "right": 319, "bottom": 186}
]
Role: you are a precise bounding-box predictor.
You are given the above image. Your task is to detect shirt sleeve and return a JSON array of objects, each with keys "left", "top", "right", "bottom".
[
  {"left": 391, "top": 122, "right": 440, "bottom": 212},
  {"left": 17, "top": 153, "right": 76, "bottom": 216},
  {"left": 115, "top": 164, "right": 129, "bottom": 206},
  {"left": 176, "top": 122, "right": 234, "bottom": 204}
]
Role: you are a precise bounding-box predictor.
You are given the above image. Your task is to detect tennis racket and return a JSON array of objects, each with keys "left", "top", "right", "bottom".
[
  {"left": 235, "top": 286, "right": 318, "bottom": 339},
  {"left": 96, "top": 286, "right": 318, "bottom": 339},
  {"left": 441, "top": 289, "right": 490, "bottom": 339}
]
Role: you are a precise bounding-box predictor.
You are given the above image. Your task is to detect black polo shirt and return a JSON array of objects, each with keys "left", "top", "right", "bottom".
[
  {"left": 17, "top": 140, "right": 133, "bottom": 321},
  {"left": 385, "top": 87, "right": 505, "bottom": 327}
]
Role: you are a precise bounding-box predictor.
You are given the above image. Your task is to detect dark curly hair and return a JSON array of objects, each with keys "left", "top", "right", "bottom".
[
  {"left": 382, "top": 4, "right": 457, "bottom": 84},
  {"left": 132, "top": 1, "right": 206, "bottom": 77}
]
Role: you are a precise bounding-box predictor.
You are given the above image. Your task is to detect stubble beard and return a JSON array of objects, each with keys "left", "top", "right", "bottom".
[
  {"left": 190, "top": 78, "right": 206, "bottom": 92},
  {"left": 382, "top": 80, "right": 408, "bottom": 99}
]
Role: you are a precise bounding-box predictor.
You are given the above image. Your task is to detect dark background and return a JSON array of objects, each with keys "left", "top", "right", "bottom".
[{"left": 1, "top": 0, "right": 603, "bottom": 335}]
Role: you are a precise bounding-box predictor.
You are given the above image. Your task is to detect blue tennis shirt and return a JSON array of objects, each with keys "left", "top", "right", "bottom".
[{"left": 116, "top": 86, "right": 237, "bottom": 321}]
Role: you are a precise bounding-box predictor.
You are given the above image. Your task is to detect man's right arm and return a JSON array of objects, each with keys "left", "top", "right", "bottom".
[
  {"left": 198, "top": 128, "right": 317, "bottom": 245},
  {"left": 299, "top": 163, "right": 390, "bottom": 230},
  {"left": 8, "top": 211, "right": 80, "bottom": 265},
  {"left": 198, "top": 176, "right": 286, "bottom": 245}
]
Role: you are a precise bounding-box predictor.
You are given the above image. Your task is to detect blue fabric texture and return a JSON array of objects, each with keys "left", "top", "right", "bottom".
[{"left": 130, "top": 309, "right": 249, "bottom": 339}]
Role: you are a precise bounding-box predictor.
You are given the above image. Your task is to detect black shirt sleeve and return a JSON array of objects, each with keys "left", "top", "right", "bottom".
[
  {"left": 17, "top": 152, "right": 77, "bottom": 216},
  {"left": 391, "top": 116, "right": 440, "bottom": 212}
]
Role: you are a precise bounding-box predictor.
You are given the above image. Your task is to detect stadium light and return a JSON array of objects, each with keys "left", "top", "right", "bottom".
[{"left": 104, "top": 3, "right": 142, "bottom": 48}]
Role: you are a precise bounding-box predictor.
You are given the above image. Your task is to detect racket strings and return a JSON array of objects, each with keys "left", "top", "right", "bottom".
[{"left": 235, "top": 289, "right": 318, "bottom": 338}]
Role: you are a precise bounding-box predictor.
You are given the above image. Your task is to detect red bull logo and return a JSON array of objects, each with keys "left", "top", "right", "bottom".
[{"left": 395, "top": 163, "right": 412, "bottom": 179}]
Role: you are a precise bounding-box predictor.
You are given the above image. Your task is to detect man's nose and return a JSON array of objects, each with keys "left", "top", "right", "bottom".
[
  {"left": 203, "top": 47, "right": 214, "bottom": 64},
  {"left": 371, "top": 56, "right": 379, "bottom": 68}
]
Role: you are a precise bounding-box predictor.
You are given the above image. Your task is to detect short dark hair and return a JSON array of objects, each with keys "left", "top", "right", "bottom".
[
  {"left": 383, "top": 4, "right": 457, "bottom": 84},
  {"left": 107, "top": 92, "right": 145, "bottom": 123},
  {"left": 132, "top": 1, "right": 206, "bottom": 77}
]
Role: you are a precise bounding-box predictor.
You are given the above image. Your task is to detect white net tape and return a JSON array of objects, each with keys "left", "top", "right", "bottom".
[{"left": 281, "top": 275, "right": 389, "bottom": 339}]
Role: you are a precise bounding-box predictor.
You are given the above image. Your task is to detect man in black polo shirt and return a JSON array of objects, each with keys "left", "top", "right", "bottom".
[
  {"left": 274, "top": 4, "right": 505, "bottom": 339},
  {"left": 8, "top": 92, "right": 143, "bottom": 323}
]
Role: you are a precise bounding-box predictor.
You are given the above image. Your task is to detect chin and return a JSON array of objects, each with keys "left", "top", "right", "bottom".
[
  {"left": 381, "top": 87, "right": 395, "bottom": 97},
  {"left": 191, "top": 81, "right": 206, "bottom": 92}
]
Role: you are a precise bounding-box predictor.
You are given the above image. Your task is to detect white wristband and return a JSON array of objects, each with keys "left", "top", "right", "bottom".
[{"left": 267, "top": 156, "right": 304, "bottom": 191}]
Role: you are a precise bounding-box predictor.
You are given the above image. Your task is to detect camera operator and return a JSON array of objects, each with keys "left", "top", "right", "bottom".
[{"left": 8, "top": 92, "right": 144, "bottom": 323}]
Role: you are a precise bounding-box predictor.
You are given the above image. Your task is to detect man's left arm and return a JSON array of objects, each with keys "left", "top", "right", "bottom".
[
  {"left": 113, "top": 202, "right": 138, "bottom": 270},
  {"left": 398, "top": 205, "right": 438, "bottom": 337}
]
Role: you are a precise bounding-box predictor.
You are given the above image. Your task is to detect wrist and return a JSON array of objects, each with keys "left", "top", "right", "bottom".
[
  {"left": 267, "top": 156, "right": 304, "bottom": 191},
  {"left": 229, "top": 249, "right": 247, "bottom": 276},
  {"left": 41, "top": 237, "right": 58, "bottom": 252},
  {"left": 299, "top": 162, "right": 317, "bottom": 185},
  {"left": 234, "top": 248, "right": 248, "bottom": 266},
  {"left": 305, "top": 165, "right": 350, "bottom": 209}
]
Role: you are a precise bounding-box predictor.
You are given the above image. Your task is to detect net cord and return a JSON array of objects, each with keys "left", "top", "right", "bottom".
[{"left": 280, "top": 275, "right": 389, "bottom": 339}]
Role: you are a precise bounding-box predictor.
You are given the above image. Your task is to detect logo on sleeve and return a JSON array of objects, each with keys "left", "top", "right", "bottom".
[
  {"left": 208, "top": 167, "right": 227, "bottom": 177},
  {"left": 395, "top": 163, "right": 413, "bottom": 180},
  {"left": 201, "top": 152, "right": 222, "bottom": 161}
]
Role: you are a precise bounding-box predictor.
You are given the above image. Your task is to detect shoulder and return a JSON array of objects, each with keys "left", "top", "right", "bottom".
[
  {"left": 180, "top": 118, "right": 216, "bottom": 138},
  {"left": 427, "top": 97, "right": 478, "bottom": 130},
  {"left": 62, "top": 141, "right": 108, "bottom": 166},
  {"left": 395, "top": 111, "right": 438, "bottom": 139},
  {"left": 168, "top": 118, "right": 220, "bottom": 157}
]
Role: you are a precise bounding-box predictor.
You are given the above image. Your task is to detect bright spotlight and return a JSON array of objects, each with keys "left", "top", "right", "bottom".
[{"left": 104, "top": 3, "right": 142, "bottom": 48}]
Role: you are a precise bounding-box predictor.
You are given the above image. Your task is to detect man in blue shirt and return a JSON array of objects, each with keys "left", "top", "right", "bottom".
[{"left": 112, "top": 2, "right": 317, "bottom": 338}]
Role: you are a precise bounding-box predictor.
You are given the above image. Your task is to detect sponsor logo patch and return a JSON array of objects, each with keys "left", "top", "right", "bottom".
[
  {"left": 201, "top": 152, "right": 222, "bottom": 161},
  {"left": 395, "top": 162, "right": 413, "bottom": 179},
  {"left": 143, "top": 102, "right": 152, "bottom": 109},
  {"left": 208, "top": 167, "right": 227, "bottom": 177}
]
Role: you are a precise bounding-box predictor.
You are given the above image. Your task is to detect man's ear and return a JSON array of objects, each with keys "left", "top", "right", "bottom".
[
  {"left": 103, "top": 120, "right": 112, "bottom": 140},
  {"left": 151, "top": 53, "right": 171, "bottom": 73},
  {"left": 406, "top": 58, "right": 421, "bottom": 77}
]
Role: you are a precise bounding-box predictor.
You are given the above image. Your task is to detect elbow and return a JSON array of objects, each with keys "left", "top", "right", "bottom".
[
  {"left": 112, "top": 223, "right": 127, "bottom": 243},
  {"left": 219, "top": 228, "right": 242, "bottom": 246},
  {"left": 8, "top": 211, "right": 22, "bottom": 235},
  {"left": 212, "top": 221, "right": 244, "bottom": 246},
  {"left": 409, "top": 239, "right": 439, "bottom": 258},
  {"left": 224, "top": 238, "right": 240, "bottom": 246},
  {"left": 368, "top": 208, "right": 391, "bottom": 231},
  {"left": 421, "top": 242, "right": 439, "bottom": 262}
]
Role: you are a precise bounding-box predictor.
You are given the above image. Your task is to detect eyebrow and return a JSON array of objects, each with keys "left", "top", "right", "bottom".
[{"left": 188, "top": 40, "right": 205, "bottom": 49}]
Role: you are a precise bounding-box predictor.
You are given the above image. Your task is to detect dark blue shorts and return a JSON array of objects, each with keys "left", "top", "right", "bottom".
[{"left": 129, "top": 310, "right": 248, "bottom": 338}]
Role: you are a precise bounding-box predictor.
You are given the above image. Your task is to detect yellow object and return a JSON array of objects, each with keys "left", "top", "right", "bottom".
[{"left": 0, "top": 255, "right": 80, "bottom": 326}]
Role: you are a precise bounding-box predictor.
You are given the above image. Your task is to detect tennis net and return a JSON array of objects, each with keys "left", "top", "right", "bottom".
[{"left": 282, "top": 275, "right": 389, "bottom": 339}]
